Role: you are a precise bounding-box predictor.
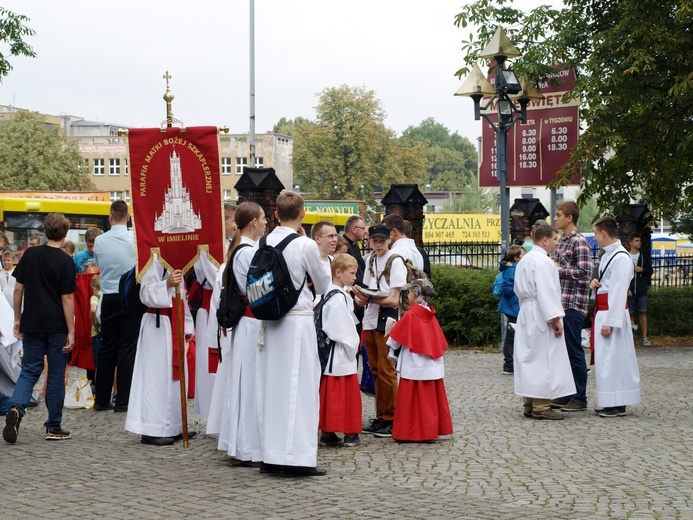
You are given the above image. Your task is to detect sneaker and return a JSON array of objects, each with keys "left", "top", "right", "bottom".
[
  {"left": 549, "top": 398, "right": 570, "bottom": 409},
  {"left": 319, "top": 433, "right": 343, "bottom": 447},
  {"left": 343, "top": 434, "right": 362, "bottom": 447},
  {"left": 561, "top": 399, "right": 587, "bottom": 412},
  {"left": 45, "top": 427, "right": 71, "bottom": 440},
  {"left": 3, "top": 406, "right": 21, "bottom": 444},
  {"left": 598, "top": 407, "right": 627, "bottom": 418},
  {"left": 532, "top": 409, "right": 565, "bottom": 420},
  {"left": 363, "top": 418, "right": 385, "bottom": 434},
  {"left": 373, "top": 423, "right": 393, "bottom": 438},
  {"left": 502, "top": 369, "right": 514, "bottom": 375},
  {"left": 642, "top": 337, "right": 651, "bottom": 346}
]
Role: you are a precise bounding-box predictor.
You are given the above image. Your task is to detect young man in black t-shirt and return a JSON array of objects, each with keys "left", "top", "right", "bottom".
[{"left": 3, "top": 213, "right": 76, "bottom": 444}]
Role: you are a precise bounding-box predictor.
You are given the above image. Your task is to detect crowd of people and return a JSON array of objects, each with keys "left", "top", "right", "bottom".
[
  {"left": 0, "top": 193, "right": 453, "bottom": 478},
  {"left": 1, "top": 195, "right": 645, "bottom": 477},
  {"left": 497, "top": 201, "right": 642, "bottom": 420}
]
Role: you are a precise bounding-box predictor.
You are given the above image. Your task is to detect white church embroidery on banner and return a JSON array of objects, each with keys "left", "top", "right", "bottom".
[{"left": 154, "top": 149, "right": 203, "bottom": 234}]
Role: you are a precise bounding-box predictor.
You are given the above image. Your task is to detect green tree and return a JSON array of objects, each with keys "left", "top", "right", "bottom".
[
  {"left": 292, "top": 85, "right": 426, "bottom": 201},
  {"left": 0, "top": 7, "right": 36, "bottom": 80},
  {"left": 453, "top": 0, "right": 693, "bottom": 220},
  {"left": 271, "top": 116, "right": 309, "bottom": 137},
  {"left": 401, "top": 118, "right": 478, "bottom": 191},
  {"left": 443, "top": 183, "right": 497, "bottom": 213},
  {"left": 575, "top": 192, "right": 601, "bottom": 234},
  {"left": 0, "top": 111, "right": 94, "bottom": 191}
]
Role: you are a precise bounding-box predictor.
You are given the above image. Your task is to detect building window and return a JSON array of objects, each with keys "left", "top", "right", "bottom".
[
  {"left": 254, "top": 157, "right": 263, "bottom": 168},
  {"left": 109, "top": 158, "right": 121, "bottom": 176},
  {"left": 124, "top": 158, "right": 129, "bottom": 176},
  {"left": 221, "top": 157, "right": 232, "bottom": 175},
  {"left": 123, "top": 190, "right": 131, "bottom": 203},
  {"left": 109, "top": 191, "right": 121, "bottom": 201},
  {"left": 93, "top": 158, "right": 105, "bottom": 176},
  {"left": 223, "top": 189, "right": 233, "bottom": 201},
  {"left": 235, "top": 157, "right": 247, "bottom": 174}
]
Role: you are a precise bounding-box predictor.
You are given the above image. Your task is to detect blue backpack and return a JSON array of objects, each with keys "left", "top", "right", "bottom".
[
  {"left": 246, "top": 234, "right": 305, "bottom": 320},
  {"left": 492, "top": 271, "right": 504, "bottom": 297}
]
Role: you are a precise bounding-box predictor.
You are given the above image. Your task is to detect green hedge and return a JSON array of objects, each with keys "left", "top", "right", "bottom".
[
  {"left": 430, "top": 264, "right": 499, "bottom": 347},
  {"left": 431, "top": 266, "right": 693, "bottom": 346},
  {"left": 647, "top": 287, "right": 693, "bottom": 336}
]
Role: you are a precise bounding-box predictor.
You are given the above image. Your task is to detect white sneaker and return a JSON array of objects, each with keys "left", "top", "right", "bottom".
[{"left": 642, "top": 337, "right": 651, "bottom": 346}]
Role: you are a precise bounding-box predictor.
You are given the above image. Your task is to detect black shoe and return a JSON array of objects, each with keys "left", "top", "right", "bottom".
[
  {"left": 141, "top": 435, "right": 177, "bottom": 446},
  {"left": 45, "top": 427, "right": 71, "bottom": 440},
  {"left": 113, "top": 405, "right": 128, "bottom": 413},
  {"left": 174, "top": 430, "right": 197, "bottom": 440},
  {"left": 3, "top": 406, "right": 21, "bottom": 444},
  {"left": 280, "top": 466, "right": 327, "bottom": 477},
  {"left": 550, "top": 398, "right": 570, "bottom": 409},
  {"left": 373, "top": 423, "right": 393, "bottom": 438},
  {"left": 319, "top": 433, "right": 343, "bottom": 447},
  {"left": 94, "top": 403, "right": 114, "bottom": 411},
  {"left": 259, "top": 462, "right": 283, "bottom": 474},
  {"left": 363, "top": 418, "right": 385, "bottom": 434}
]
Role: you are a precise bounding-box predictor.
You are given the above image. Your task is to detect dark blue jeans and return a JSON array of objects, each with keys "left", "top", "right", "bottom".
[
  {"left": 0, "top": 392, "right": 10, "bottom": 414},
  {"left": 11, "top": 333, "right": 68, "bottom": 429},
  {"left": 563, "top": 309, "right": 588, "bottom": 402}
]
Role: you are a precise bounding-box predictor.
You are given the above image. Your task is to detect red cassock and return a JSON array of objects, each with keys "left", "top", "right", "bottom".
[
  {"left": 70, "top": 273, "right": 96, "bottom": 371},
  {"left": 388, "top": 304, "right": 453, "bottom": 442},
  {"left": 318, "top": 374, "right": 362, "bottom": 435}
]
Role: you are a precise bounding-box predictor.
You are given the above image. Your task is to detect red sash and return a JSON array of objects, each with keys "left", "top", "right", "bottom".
[
  {"left": 590, "top": 293, "right": 628, "bottom": 365},
  {"left": 200, "top": 288, "right": 213, "bottom": 312},
  {"left": 146, "top": 306, "right": 183, "bottom": 381}
]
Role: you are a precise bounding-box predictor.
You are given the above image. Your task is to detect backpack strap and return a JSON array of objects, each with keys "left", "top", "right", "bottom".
[
  {"left": 380, "top": 253, "right": 404, "bottom": 287},
  {"left": 319, "top": 289, "right": 348, "bottom": 373},
  {"left": 598, "top": 250, "right": 630, "bottom": 282},
  {"left": 273, "top": 232, "right": 306, "bottom": 292}
]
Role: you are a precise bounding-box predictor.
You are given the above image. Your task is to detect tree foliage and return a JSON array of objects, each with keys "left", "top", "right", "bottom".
[
  {"left": 291, "top": 85, "right": 426, "bottom": 201},
  {"left": 401, "top": 118, "right": 478, "bottom": 191},
  {"left": 0, "top": 111, "right": 94, "bottom": 191},
  {"left": 444, "top": 183, "right": 497, "bottom": 213},
  {"left": 0, "top": 7, "right": 36, "bottom": 80},
  {"left": 271, "top": 116, "right": 309, "bottom": 137},
  {"left": 454, "top": 0, "right": 693, "bottom": 220}
]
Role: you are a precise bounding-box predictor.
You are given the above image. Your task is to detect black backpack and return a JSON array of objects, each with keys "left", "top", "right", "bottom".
[
  {"left": 246, "top": 234, "right": 305, "bottom": 320},
  {"left": 118, "top": 266, "right": 148, "bottom": 316},
  {"left": 313, "top": 289, "right": 347, "bottom": 373},
  {"left": 216, "top": 243, "right": 251, "bottom": 330}
]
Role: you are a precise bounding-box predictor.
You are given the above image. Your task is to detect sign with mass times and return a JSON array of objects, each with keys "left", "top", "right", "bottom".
[{"left": 479, "top": 67, "right": 580, "bottom": 187}]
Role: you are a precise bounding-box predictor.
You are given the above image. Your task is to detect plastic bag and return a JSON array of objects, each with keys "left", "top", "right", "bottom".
[{"left": 64, "top": 376, "right": 94, "bottom": 409}]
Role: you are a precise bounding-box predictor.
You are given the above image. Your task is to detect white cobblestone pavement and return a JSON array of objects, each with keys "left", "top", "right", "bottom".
[{"left": 3, "top": 346, "right": 693, "bottom": 519}]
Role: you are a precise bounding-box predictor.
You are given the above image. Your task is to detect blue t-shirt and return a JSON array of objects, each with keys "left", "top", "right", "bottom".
[{"left": 73, "top": 249, "right": 96, "bottom": 274}]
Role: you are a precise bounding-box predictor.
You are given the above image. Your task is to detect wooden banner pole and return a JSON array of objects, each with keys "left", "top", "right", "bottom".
[{"left": 174, "top": 284, "right": 189, "bottom": 448}]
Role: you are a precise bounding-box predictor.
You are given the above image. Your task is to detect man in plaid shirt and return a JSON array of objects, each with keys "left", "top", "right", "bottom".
[{"left": 550, "top": 201, "right": 593, "bottom": 412}]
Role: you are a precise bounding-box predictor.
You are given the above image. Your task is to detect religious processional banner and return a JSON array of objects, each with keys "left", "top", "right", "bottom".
[{"left": 128, "top": 126, "right": 225, "bottom": 280}]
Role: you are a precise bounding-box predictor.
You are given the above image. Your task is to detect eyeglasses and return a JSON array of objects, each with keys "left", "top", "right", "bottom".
[{"left": 320, "top": 234, "right": 339, "bottom": 239}]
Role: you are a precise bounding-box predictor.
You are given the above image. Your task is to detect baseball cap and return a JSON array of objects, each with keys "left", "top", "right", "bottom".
[{"left": 368, "top": 224, "right": 391, "bottom": 239}]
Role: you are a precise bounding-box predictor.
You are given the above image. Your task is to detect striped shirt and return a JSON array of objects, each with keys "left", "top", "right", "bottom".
[{"left": 553, "top": 228, "right": 592, "bottom": 316}]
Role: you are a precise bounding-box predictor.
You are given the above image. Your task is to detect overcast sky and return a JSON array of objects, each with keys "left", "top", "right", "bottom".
[{"left": 1, "top": 1, "right": 556, "bottom": 145}]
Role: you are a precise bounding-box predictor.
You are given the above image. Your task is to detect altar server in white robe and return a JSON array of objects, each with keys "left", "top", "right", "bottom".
[
  {"left": 206, "top": 203, "right": 238, "bottom": 435},
  {"left": 217, "top": 202, "right": 265, "bottom": 463},
  {"left": 192, "top": 250, "right": 220, "bottom": 419},
  {"left": 513, "top": 224, "right": 576, "bottom": 420},
  {"left": 204, "top": 259, "right": 228, "bottom": 438},
  {"left": 591, "top": 216, "right": 640, "bottom": 417},
  {"left": 125, "top": 256, "right": 194, "bottom": 446},
  {"left": 257, "top": 191, "right": 330, "bottom": 477}
]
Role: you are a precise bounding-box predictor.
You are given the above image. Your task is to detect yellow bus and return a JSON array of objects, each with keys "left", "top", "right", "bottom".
[{"left": 0, "top": 197, "right": 354, "bottom": 252}]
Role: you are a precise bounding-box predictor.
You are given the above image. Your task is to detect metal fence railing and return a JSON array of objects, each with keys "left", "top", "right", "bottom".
[{"left": 360, "top": 241, "right": 693, "bottom": 288}]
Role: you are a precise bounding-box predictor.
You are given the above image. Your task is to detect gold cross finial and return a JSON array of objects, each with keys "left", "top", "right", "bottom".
[{"left": 163, "top": 71, "right": 172, "bottom": 89}]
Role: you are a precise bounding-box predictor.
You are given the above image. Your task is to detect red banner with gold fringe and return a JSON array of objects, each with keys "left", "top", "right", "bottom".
[{"left": 127, "top": 127, "right": 224, "bottom": 279}]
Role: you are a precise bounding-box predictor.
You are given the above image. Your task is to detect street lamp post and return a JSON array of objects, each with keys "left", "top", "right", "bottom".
[{"left": 455, "top": 27, "right": 543, "bottom": 253}]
